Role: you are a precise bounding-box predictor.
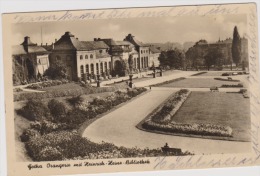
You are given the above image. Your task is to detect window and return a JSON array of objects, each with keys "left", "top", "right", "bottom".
[
  {"left": 86, "top": 64, "right": 89, "bottom": 74},
  {"left": 99, "top": 50, "right": 103, "bottom": 54},
  {"left": 96, "top": 63, "right": 99, "bottom": 75},
  {"left": 100, "top": 62, "right": 103, "bottom": 74},
  {"left": 141, "top": 50, "right": 143, "bottom": 54},
  {"left": 90, "top": 54, "right": 93, "bottom": 59},
  {"left": 80, "top": 65, "right": 84, "bottom": 79},
  {"left": 90, "top": 64, "right": 94, "bottom": 76},
  {"left": 80, "top": 55, "right": 83, "bottom": 60},
  {"left": 85, "top": 55, "right": 88, "bottom": 59},
  {"left": 104, "top": 62, "right": 108, "bottom": 72}
]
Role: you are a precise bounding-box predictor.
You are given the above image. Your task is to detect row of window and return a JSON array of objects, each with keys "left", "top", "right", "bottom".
[
  {"left": 80, "top": 54, "right": 94, "bottom": 60},
  {"left": 80, "top": 62, "right": 111, "bottom": 78},
  {"left": 140, "top": 49, "right": 149, "bottom": 54}
]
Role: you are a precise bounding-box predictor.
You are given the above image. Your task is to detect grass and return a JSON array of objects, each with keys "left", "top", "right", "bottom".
[
  {"left": 157, "top": 78, "right": 241, "bottom": 88},
  {"left": 172, "top": 91, "right": 250, "bottom": 141},
  {"left": 106, "top": 76, "right": 153, "bottom": 88}
]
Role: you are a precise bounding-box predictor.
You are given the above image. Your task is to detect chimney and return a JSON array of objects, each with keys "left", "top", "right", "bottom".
[
  {"left": 94, "top": 38, "right": 97, "bottom": 41},
  {"left": 41, "top": 43, "right": 43, "bottom": 46},
  {"left": 52, "top": 42, "right": 54, "bottom": 50},
  {"left": 46, "top": 43, "right": 48, "bottom": 46},
  {"left": 55, "top": 39, "right": 57, "bottom": 43}
]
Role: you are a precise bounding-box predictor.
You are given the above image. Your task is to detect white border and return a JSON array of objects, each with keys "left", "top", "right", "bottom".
[{"left": 1, "top": 0, "right": 260, "bottom": 176}]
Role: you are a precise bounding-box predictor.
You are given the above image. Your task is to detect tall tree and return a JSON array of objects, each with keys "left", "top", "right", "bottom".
[
  {"left": 232, "top": 26, "right": 241, "bottom": 68},
  {"left": 204, "top": 48, "right": 224, "bottom": 71}
]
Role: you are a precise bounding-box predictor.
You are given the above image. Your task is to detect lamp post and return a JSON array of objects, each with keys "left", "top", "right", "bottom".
[{"left": 160, "top": 68, "right": 163, "bottom": 77}]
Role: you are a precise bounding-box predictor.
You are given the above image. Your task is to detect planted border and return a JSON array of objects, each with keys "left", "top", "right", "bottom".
[
  {"left": 150, "top": 77, "right": 186, "bottom": 87},
  {"left": 139, "top": 89, "right": 233, "bottom": 138}
]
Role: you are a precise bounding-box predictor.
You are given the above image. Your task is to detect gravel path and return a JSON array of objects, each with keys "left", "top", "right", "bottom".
[{"left": 82, "top": 88, "right": 251, "bottom": 154}]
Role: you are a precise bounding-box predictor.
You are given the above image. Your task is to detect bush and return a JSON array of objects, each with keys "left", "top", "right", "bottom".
[
  {"left": 214, "top": 78, "right": 240, "bottom": 82},
  {"left": 48, "top": 99, "right": 67, "bottom": 121},
  {"left": 221, "top": 84, "right": 243, "bottom": 88},
  {"left": 20, "top": 128, "right": 40, "bottom": 142},
  {"left": 25, "top": 130, "right": 191, "bottom": 161},
  {"left": 30, "top": 120, "right": 69, "bottom": 135},
  {"left": 14, "top": 86, "right": 118, "bottom": 102},
  {"left": 17, "top": 99, "right": 51, "bottom": 121}
]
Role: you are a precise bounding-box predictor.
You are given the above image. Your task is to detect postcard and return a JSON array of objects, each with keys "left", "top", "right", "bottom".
[{"left": 2, "top": 3, "right": 260, "bottom": 176}]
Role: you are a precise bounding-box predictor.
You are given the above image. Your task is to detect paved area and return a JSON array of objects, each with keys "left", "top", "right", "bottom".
[{"left": 82, "top": 88, "right": 251, "bottom": 154}]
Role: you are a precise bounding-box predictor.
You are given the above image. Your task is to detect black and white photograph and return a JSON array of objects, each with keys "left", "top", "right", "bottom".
[{"left": 2, "top": 2, "right": 260, "bottom": 176}]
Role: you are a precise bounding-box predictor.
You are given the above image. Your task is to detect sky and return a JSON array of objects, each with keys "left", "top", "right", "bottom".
[{"left": 12, "top": 14, "right": 247, "bottom": 46}]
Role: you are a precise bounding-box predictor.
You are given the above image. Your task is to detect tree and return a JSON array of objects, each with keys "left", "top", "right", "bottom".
[
  {"left": 204, "top": 48, "right": 223, "bottom": 71},
  {"left": 158, "top": 48, "right": 185, "bottom": 69},
  {"left": 44, "top": 60, "right": 68, "bottom": 80},
  {"left": 232, "top": 26, "right": 241, "bottom": 68}
]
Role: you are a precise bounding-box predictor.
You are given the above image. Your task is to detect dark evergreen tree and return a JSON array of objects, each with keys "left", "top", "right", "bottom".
[{"left": 232, "top": 26, "right": 241, "bottom": 67}]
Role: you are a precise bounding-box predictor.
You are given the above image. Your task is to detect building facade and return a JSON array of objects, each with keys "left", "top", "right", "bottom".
[
  {"left": 124, "top": 34, "right": 150, "bottom": 71},
  {"left": 12, "top": 36, "right": 49, "bottom": 85}
]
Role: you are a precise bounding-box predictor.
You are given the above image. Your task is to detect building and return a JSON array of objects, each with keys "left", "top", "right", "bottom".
[
  {"left": 193, "top": 37, "right": 248, "bottom": 68},
  {"left": 50, "top": 32, "right": 111, "bottom": 81},
  {"left": 12, "top": 36, "right": 50, "bottom": 85},
  {"left": 124, "top": 34, "right": 150, "bottom": 71},
  {"left": 96, "top": 38, "right": 139, "bottom": 76}
]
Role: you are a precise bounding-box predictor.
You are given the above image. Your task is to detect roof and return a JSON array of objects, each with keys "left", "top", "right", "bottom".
[
  {"left": 124, "top": 34, "right": 150, "bottom": 47},
  {"left": 54, "top": 32, "right": 110, "bottom": 51},
  {"left": 12, "top": 45, "right": 27, "bottom": 55},
  {"left": 12, "top": 45, "right": 48, "bottom": 55}
]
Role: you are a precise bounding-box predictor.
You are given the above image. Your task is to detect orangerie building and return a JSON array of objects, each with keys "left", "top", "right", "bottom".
[{"left": 12, "top": 32, "right": 161, "bottom": 83}]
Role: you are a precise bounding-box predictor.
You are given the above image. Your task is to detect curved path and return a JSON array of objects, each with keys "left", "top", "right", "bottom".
[{"left": 82, "top": 88, "right": 251, "bottom": 154}]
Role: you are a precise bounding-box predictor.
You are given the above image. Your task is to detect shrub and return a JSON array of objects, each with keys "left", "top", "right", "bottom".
[
  {"left": 17, "top": 99, "right": 51, "bottom": 121},
  {"left": 214, "top": 78, "right": 240, "bottom": 82},
  {"left": 14, "top": 86, "right": 118, "bottom": 102},
  {"left": 221, "top": 84, "right": 243, "bottom": 88},
  {"left": 48, "top": 99, "right": 67, "bottom": 121},
  {"left": 25, "top": 130, "right": 191, "bottom": 161},
  {"left": 20, "top": 128, "right": 40, "bottom": 142},
  {"left": 30, "top": 120, "right": 66, "bottom": 135},
  {"left": 222, "top": 73, "right": 231, "bottom": 76}
]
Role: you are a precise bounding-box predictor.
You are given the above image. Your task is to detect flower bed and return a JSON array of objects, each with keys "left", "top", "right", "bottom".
[
  {"left": 150, "top": 77, "right": 186, "bottom": 87},
  {"left": 14, "top": 86, "right": 118, "bottom": 102},
  {"left": 214, "top": 78, "right": 240, "bottom": 82},
  {"left": 26, "top": 79, "right": 69, "bottom": 90},
  {"left": 191, "top": 72, "right": 207, "bottom": 76},
  {"left": 25, "top": 130, "right": 191, "bottom": 161},
  {"left": 140, "top": 89, "right": 233, "bottom": 138},
  {"left": 150, "top": 89, "right": 191, "bottom": 123},
  {"left": 221, "top": 83, "right": 243, "bottom": 88},
  {"left": 142, "top": 120, "right": 232, "bottom": 137}
]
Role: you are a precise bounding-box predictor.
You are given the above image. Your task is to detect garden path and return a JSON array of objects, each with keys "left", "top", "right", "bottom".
[{"left": 82, "top": 88, "right": 251, "bottom": 154}]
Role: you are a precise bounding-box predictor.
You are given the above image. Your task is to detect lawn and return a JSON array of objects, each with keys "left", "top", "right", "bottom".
[
  {"left": 172, "top": 91, "right": 250, "bottom": 141},
  {"left": 158, "top": 78, "right": 241, "bottom": 88}
]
